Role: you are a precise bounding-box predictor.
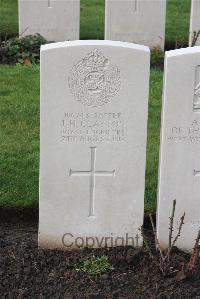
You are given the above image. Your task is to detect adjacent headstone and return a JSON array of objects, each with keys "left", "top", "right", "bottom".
[
  {"left": 39, "top": 40, "right": 150, "bottom": 249},
  {"left": 19, "top": 0, "right": 80, "bottom": 41},
  {"left": 189, "top": 0, "right": 200, "bottom": 46},
  {"left": 157, "top": 47, "right": 200, "bottom": 252},
  {"left": 105, "top": 0, "right": 166, "bottom": 50}
]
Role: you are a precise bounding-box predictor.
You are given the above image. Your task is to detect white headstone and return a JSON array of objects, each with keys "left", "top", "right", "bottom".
[
  {"left": 105, "top": 0, "right": 166, "bottom": 50},
  {"left": 39, "top": 40, "right": 150, "bottom": 249},
  {"left": 189, "top": 0, "right": 200, "bottom": 46},
  {"left": 19, "top": 0, "right": 80, "bottom": 41},
  {"left": 157, "top": 47, "right": 200, "bottom": 253}
]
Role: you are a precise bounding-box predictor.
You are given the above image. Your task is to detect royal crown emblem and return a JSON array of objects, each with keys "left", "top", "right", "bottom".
[{"left": 68, "top": 49, "right": 121, "bottom": 107}]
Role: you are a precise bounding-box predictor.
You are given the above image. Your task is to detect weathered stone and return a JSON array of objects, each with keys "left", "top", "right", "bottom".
[
  {"left": 105, "top": 0, "right": 166, "bottom": 50},
  {"left": 39, "top": 40, "right": 150, "bottom": 249},
  {"left": 157, "top": 47, "right": 200, "bottom": 252},
  {"left": 19, "top": 0, "right": 80, "bottom": 41}
]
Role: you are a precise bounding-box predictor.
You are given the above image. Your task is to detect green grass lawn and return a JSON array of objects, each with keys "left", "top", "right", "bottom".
[
  {"left": 0, "top": 0, "right": 18, "bottom": 40},
  {"left": 80, "top": 0, "right": 104, "bottom": 40},
  {"left": 166, "top": 0, "right": 191, "bottom": 48},
  {"left": 0, "top": 0, "right": 191, "bottom": 211},
  {"left": 0, "top": 0, "right": 191, "bottom": 47},
  {"left": 0, "top": 65, "right": 39, "bottom": 208},
  {"left": 0, "top": 65, "right": 163, "bottom": 211}
]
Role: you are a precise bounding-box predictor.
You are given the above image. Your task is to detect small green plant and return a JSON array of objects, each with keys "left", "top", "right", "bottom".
[
  {"left": 0, "top": 34, "right": 47, "bottom": 64},
  {"left": 76, "top": 255, "right": 113, "bottom": 277}
]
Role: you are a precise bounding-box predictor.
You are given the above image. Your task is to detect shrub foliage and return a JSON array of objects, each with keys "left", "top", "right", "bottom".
[{"left": 0, "top": 34, "right": 47, "bottom": 64}]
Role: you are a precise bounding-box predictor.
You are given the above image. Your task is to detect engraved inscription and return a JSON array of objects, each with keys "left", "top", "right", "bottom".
[
  {"left": 194, "top": 65, "right": 200, "bottom": 111},
  {"left": 133, "top": 0, "right": 138, "bottom": 11},
  {"left": 190, "top": 220, "right": 200, "bottom": 230},
  {"left": 61, "top": 112, "right": 125, "bottom": 143},
  {"left": 68, "top": 49, "right": 121, "bottom": 107},
  {"left": 69, "top": 147, "right": 115, "bottom": 217},
  {"left": 48, "top": 0, "right": 52, "bottom": 8},
  {"left": 167, "top": 120, "right": 200, "bottom": 143},
  {"left": 194, "top": 170, "right": 200, "bottom": 176}
]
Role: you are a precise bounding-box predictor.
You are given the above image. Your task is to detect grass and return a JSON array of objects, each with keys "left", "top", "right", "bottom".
[
  {"left": 80, "top": 0, "right": 104, "bottom": 40},
  {"left": 0, "top": 0, "right": 191, "bottom": 48},
  {"left": 0, "top": 65, "right": 163, "bottom": 211},
  {"left": 0, "top": 65, "right": 39, "bottom": 208},
  {"left": 0, "top": 0, "right": 190, "bottom": 210},
  {"left": 166, "top": 0, "right": 191, "bottom": 48},
  {"left": 0, "top": 0, "right": 18, "bottom": 40},
  {"left": 145, "top": 69, "right": 163, "bottom": 211},
  {"left": 0, "top": 0, "right": 105, "bottom": 40}
]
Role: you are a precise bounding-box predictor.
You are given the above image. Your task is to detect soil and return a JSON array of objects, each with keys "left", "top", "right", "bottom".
[{"left": 0, "top": 219, "right": 200, "bottom": 299}]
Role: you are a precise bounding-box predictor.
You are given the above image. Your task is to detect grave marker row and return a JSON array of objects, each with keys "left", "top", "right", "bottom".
[
  {"left": 39, "top": 40, "right": 200, "bottom": 253},
  {"left": 105, "top": 0, "right": 167, "bottom": 50},
  {"left": 157, "top": 47, "right": 200, "bottom": 253},
  {"left": 19, "top": 0, "right": 200, "bottom": 48},
  {"left": 19, "top": 0, "right": 80, "bottom": 42}
]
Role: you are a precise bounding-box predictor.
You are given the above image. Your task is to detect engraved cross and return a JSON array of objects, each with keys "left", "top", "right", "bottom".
[
  {"left": 69, "top": 147, "right": 115, "bottom": 217},
  {"left": 194, "top": 169, "right": 200, "bottom": 177},
  {"left": 194, "top": 82, "right": 200, "bottom": 97},
  {"left": 133, "top": 0, "right": 138, "bottom": 11},
  {"left": 194, "top": 66, "right": 200, "bottom": 110}
]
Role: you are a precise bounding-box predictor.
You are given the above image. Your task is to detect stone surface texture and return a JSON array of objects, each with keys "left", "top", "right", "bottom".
[
  {"left": 19, "top": 0, "right": 80, "bottom": 41},
  {"left": 105, "top": 0, "right": 166, "bottom": 50},
  {"left": 189, "top": 0, "right": 200, "bottom": 46},
  {"left": 157, "top": 47, "right": 200, "bottom": 253},
  {"left": 39, "top": 40, "right": 150, "bottom": 249}
]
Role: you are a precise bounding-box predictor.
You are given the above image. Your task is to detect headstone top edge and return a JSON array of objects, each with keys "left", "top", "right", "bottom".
[
  {"left": 20, "top": 0, "right": 80, "bottom": 2},
  {"left": 40, "top": 40, "right": 150, "bottom": 53},
  {"left": 165, "top": 46, "right": 200, "bottom": 59}
]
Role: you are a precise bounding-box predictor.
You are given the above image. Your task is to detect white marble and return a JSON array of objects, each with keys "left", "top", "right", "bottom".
[
  {"left": 157, "top": 47, "right": 200, "bottom": 253},
  {"left": 39, "top": 40, "right": 150, "bottom": 250},
  {"left": 18, "top": 0, "right": 80, "bottom": 41},
  {"left": 189, "top": 0, "right": 200, "bottom": 46},
  {"left": 105, "top": 0, "right": 166, "bottom": 50}
]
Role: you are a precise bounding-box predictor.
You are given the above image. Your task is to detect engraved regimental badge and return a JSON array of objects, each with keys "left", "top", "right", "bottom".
[{"left": 68, "top": 49, "right": 121, "bottom": 107}]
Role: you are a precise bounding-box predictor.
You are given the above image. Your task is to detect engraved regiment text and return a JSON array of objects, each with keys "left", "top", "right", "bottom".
[
  {"left": 61, "top": 112, "right": 125, "bottom": 143},
  {"left": 167, "top": 120, "right": 200, "bottom": 143}
]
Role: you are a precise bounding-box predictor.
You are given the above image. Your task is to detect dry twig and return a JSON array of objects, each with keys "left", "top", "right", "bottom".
[
  {"left": 176, "top": 229, "right": 200, "bottom": 281},
  {"left": 187, "top": 229, "right": 200, "bottom": 274},
  {"left": 165, "top": 212, "right": 185, "bottom": 263},
  {"left": 192, "top": 30, "right": 200, "bottom": 47},
  {"left": 140, "top": 225, "right": 153, "bottom": 259},
  {"left": 149, "top": 213, "right": 164, "bottom": 261},
  {"left": 168, "top": 199, "right": 176, "bottom": 250}
]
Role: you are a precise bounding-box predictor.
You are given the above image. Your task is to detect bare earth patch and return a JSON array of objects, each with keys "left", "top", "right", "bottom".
[{"left": 0, "top": 222, "right": 200, "bottom": 298}]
